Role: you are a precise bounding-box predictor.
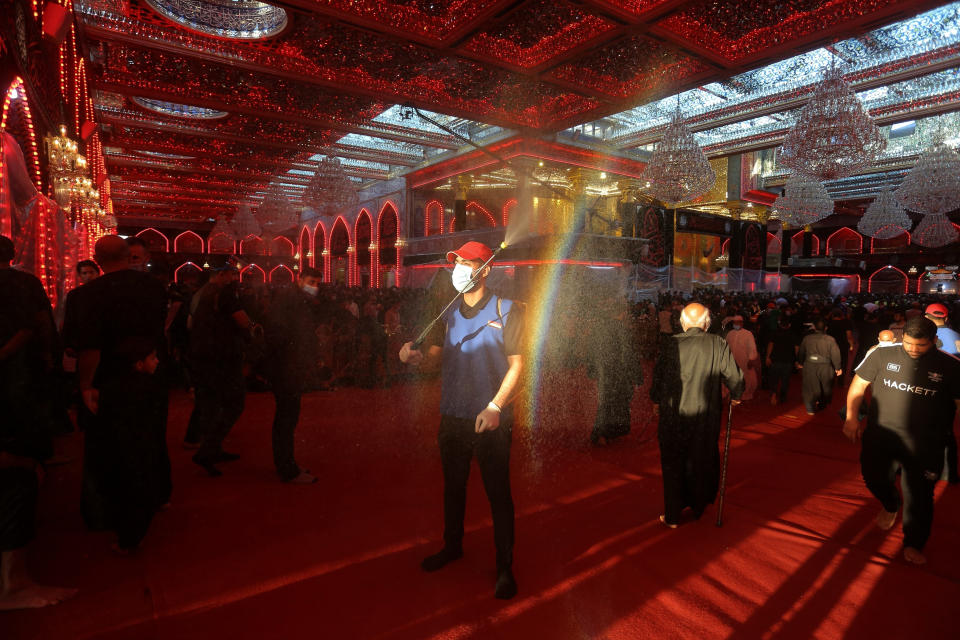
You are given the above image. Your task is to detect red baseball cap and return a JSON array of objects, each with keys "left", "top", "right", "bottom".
[
  {"left": 446, "top": 241, "right": 493, "bottom": 264},
  {"left": 925, "top": 303, "right": 949, "bottom": 319}
]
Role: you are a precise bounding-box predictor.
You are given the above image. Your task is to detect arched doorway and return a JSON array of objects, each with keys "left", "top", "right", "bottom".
[
  {"left": 425, "top": 200, "right": 444, "bottom": 237},
  {"left": 299, "top": 226, "right": 311, "bottom": 271},
  {"left": 174, "top": 230, "right": 204, "bottom": 254},
  {"left": 870, "top": 229, "right": 910, "bottom": 254},
  {"left": 329, "top": 218, "right": 350, "bottom": 285},
  {"left": 868, "top": 266, "right": 907, "bottom": 293},
  {"left": 270, "top": 236, "right": 294, "bottom": 258},
  {"left": 314, "top": 222, "right": 327, "bottom": 281},
  {"left": 378, "top": 202, "right": 399, "bottom": 288},
  {"left": 174, "top": 261, "right": 203, "bottom": 283},
  {"left": 826, "top": 227, "right": 862, "bottom": 256},
  {"left": 240, "top": 235, "right": 266, "bottom": 257},
  {"left": 270, "top": 264, "right": 294, "bottom": 285},
  {"left": 136, "top": 228, "right": 169, "bottom": 253},
  {"left": 355, "top": 210, "right": 373, "bottom": 288},
  {"left": 241, "top": 264, "right": 266, "bottom": 285},
  {"left": 208, "top": 232, "right": 235, "bottom": 254}
]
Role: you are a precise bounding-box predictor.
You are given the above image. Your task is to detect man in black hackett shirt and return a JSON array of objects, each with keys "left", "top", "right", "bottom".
[{"left": 844, "top": 317, "right": 960, "bottom": 565}]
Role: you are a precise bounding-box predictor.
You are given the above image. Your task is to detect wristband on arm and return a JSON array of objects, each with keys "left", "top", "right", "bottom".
[{"left": 487, "top": 401, "right": 501, "bottom": 413}]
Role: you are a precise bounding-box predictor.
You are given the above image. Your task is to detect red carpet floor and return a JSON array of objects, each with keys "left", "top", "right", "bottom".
[{"left": 5, "top": 371, "right": 960, "bottom": 639}]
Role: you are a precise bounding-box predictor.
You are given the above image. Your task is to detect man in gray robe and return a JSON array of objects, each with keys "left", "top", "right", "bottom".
[{"left": 651, "top": 303, "right": 744, "bottom": 527}]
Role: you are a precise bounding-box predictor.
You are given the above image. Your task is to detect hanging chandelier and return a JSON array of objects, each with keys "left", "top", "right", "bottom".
[
  {"left": 772, "top": 175, "right": 834, "bottom": 227},
  {"left": 895, "top": 137, "right": 960, "bottom": 216},
  {"left": 779, "top": 64, "right": 886, "bottom": 181},
  {"left": 230, "top": 204, "right": 261, "bottom": 240},
  {"left": 305, "top": 154, "right": 358, "bottom": 215},
  {"left": 640, "top": 107, "right": 716, "bottom": 204},
  {"left": 858, "top": 186, "right": 912, "bottom": 239},
  {"left": 44, "top": 124, "right": 87, "bottom": 208},
  {"left": 255, "top": 185, "right": 299, "bottom": 236},
  {"left": 912, "top": 213, "right": 958, "bottom": 248}
]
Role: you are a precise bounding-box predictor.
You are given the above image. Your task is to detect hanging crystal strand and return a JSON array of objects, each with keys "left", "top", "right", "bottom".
[
  {"left": 772, "top": 174, "right": 834, "bottom": 227},
  {"left": 779, "top": 56, "right": 886, "bottom": 180},
  {"left": 858, "top": 181, "right": 912, "bottom": 239},
  {"left": 641, "top": 103, "right": 716, "bottom": 204}
]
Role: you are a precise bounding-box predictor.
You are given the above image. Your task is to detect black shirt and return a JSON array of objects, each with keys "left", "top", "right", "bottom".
[
  {"left": 76, "top": 270, "right": 167, "bottom": 383},
  {"left": 855, "top": 345, "right": 960, "bottom": 443},
  {"left": 188, "top": 281, "right": 245, "bottom": 367},
  {"left": 768, "top": 328, "right": 799, "bottom": 363}
]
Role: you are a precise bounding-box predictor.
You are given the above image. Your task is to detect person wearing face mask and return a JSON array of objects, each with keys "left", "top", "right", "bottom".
[
  {"left": 399, "top": 241, "right": 524, "bottom": 600},
  {"left": 797, "top": 317, "right": 842, "bottom": 415},
  {"left": 262, "top": 267, "right": 324, "bottom": 484}
]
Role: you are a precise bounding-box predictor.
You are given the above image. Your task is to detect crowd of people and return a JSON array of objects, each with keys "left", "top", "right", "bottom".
[{"left": 2, "top": 232, "right": 958, "bottom": 608}]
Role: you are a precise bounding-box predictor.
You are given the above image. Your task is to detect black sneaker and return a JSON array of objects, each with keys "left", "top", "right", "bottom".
[
  {"left": 420, "top": 547, "right": 463, "bottom": 572},
  {"left": 192, "top": 454, "right": 223, "bottom": 477},
  {"left": 494, "top": 568, "right": 517, "bottom": 599}
]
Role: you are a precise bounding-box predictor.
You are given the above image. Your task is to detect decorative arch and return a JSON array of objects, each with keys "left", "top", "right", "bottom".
[
  {"left": 329, "top": 216, "right": 350, "bottom": 285},
  {"left": 1, "top": 77, "right": 42, "bottom": 190},
  {"left": 136, "top": 228, "right": 170, "bottom": 252},
  {"left": 766, "top": 232, "right": 781, "bottom": 258},
  {"left": 208, "top": 232, "right": 235, "bottom": 254},
  {"left": 502, "top": 198, "right": 517, "bottom": 227},
  {"left": 269, "top": 264, "right": 295, "bottom": 284},
  {"left": 313, "top": 221, "right": 327, "bottom": 281},
  {"left": 355, "top": 209, "right": 373, "bottom": 288},
  {"left": 425, "top": 199, "right": 444, "bottom": 237},
  {"left": 270, "top": 235, "right": 295, "bottom": 257},
  {"left": 448, "top": 200, "right": 498, "bottom": 232},
  {"left": 240, "top": 264, "right": 266, "bottom": 284},
  {"left": 378, "top": 201, "right": 400, "bottom": 289},
  {"left": 298, "top": 226, "right": 311, "bottom": 270},
  {"left": 826, "top": 227, "right": 862, "bottom": 255},
  {"left": 870, "top": 229, "right": 910, "bottom": 254},
  {"left": 868, "top": 265, "right": 908, "bottom": 294},
  {"left": 174, "top": 230, "right": 204, "bottom": 253},
  {"left": 790, "top": 230, "right": 820, "bottom": 256},
  {"left": 174, "top": 261, "right": 203, "bottom": 283},
  {"left": 240, "top": 234, "right": 266, "bottom": 256},
  {"left": 720, "top": 238, "right": 730, "bottom": 256}
]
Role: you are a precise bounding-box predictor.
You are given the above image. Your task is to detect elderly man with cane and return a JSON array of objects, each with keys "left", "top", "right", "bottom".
[{"left": 651, "top": 303, "right": 744, "bottom": 528}]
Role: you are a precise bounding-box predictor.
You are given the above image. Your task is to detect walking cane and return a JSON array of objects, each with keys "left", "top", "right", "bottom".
[{"left": 716, "top": 400, "right": 735, "bottom": 527}]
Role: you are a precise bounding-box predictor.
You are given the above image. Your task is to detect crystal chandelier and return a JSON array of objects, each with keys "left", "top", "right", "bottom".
[
  {"left": 255, "top": 185, "right": 298, "bottom": 236},
  {"left": 305, "top": 154, "right": 358, "bottom": 215},
  {"left": 912, "top": 213, "right": 958, "bottom": 248},
  {"left": 44, "top": 124, "right": 86, "bottom": 208},
  {"left": 641, "top": 107, "right": 716, "bottom": 204},
  {"left": 230, "top": 204, "right": 261, "bottom": 239},
  {"left": 858, "top": 186, "right": 912, "bottom": 239},
  {"left": 772, "top": 175, "right": 834, "bottom": 227},
  {"left": 895, "top": 137, "right": 960, "bottom": 216},
  {"left": 779, "top": 64, "right": 886, "bottom": 180}
]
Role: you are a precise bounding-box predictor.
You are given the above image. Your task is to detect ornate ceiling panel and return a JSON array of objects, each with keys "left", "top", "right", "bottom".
[{"left": 74, "top": 0, "right": 949, "bottom": 222}]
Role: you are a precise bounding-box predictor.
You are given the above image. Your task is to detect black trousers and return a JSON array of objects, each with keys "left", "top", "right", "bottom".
[
  {"left": 272, "top": 389, "right": 302, "bottom": 481},
  {"left": 0, "top": 467, "right": 38, "bottom": 551},
  {"left": 801, "top": 363, "right": 835, "bottom": 412},
  {"left": 193, "top": 366, "right": 246, "bottom": 461},
  {"left": 767, "top": 361, "right": 793, "bottom": 403},
  {"left": 438, "top": 415, "right": 514, "bottom": 570},
  {"left": 861, "top": 426, "right": 942, "bottom": 550}
]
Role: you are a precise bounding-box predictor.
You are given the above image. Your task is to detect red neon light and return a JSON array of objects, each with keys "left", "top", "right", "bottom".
[
  {"left": 826, "top": 227, "right": 863, "bottom": 255},
  {"left": 790, "top": 232, "right": 821, "bottom": 256},
  {"left": 502, "top": 198, "right": 517, "bottom": 227},
  {"left": 173, "top": 230, "right": 204, "bottom": 253},
  {"left": 868, "top": 265, "right": 908, "bottom": 294},
  {"left": 409, "top": 259, "right": 626, "bottom": 270},
  {"left": 448, "top": 201, "right": 497, "bottom": 232},
  {"left": 766, "top": 231, "right": 781, "bottom": 255},
  {"left": 2, "top": 78, "right": 43, "bottom": 190},
  {"left": 792, "top": 273, "right": 862, "bottom": 293},
  {"left": 241, "top": 264, "right": 265, "bottom": 283},
  {"left": 269, "top": 264, "right": 294, "bottom": 284},
  {"left": 174, "top": 261, "right": 202, "bottom": 283},
  {"left": 136, "top": 227, "right": 170, "bottom": 252},
  {"left": 299, "top": 226, "right": 311, "bottom": 270},
  {"left": 376, "top": 202, "right": 400, "bottom": 289},
  {"left": 270, "top": 235, "right": 295, "bottom": 257},
  {"left": 240, "top": 234, "right": 265, "bottom": 255},
  {"left": 424, "top": 199, "right": 444, "bottom": 237}
]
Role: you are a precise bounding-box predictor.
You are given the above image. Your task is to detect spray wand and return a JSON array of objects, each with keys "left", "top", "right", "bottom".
[{"left": 411, "top": 241, "right": 508, "bottom": 350}]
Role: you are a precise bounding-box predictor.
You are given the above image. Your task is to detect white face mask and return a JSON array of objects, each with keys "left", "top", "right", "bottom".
[
  {"left": 301, "top": 283, "right": 319, "bottom": 297},
  {"left": 451, "top": 263, "right": 477, "bottom": 293},
  {"left": 732, "top": 324, "right": 742, "bottom": 331}
]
